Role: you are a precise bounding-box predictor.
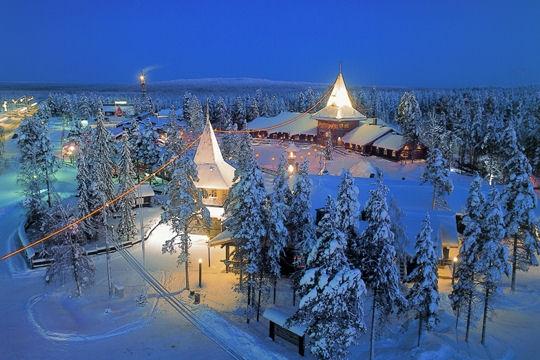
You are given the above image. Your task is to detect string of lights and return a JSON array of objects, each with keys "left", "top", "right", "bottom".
[{"left": 1, "top": 86, "right": 330, "bottom": 261}]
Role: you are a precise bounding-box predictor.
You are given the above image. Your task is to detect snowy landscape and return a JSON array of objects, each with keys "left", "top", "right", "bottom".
[{"left": 1, "top": 2, "right": 540, "bottom": 360}]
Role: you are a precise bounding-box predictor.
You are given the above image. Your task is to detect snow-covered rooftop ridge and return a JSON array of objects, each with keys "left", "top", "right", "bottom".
[
  {"left": 248, "top": 112, "right": 318, "bottom": 136},
  {"left": 342, "top": 123, "right": 394, "bottom": 146},
  {"left": 372, "top": 132, "right": 406, "bottom": 151},
  {"left": 194, "top": 119, "right": 236, "bottom": 190},
  {"left": 312, "top": 71, "right": 366, "bottom": 120}
]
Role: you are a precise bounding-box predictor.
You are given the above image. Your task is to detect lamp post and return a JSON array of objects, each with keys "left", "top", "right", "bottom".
[
  {"left": 198, "top": 258, "right": 203, "bottom": 288},
  {"left": 452, "top": 257, "right": 458, "bottom": 286}
]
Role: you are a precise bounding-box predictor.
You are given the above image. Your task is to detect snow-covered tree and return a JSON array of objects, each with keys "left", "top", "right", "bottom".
[
  {"left": 183, "top": 92, "right": 193, "bottom": 123},
  {"left": 223, "top": 149, "right": 266, "bottom": 322},
  {"left": 231, "top": 96, "right": 246, "bottom": 129},
  {"left": 246, "top": 96, "right": 260, "bottom": 122},
  {"left": 288, "top": 160, "right": 315, "bottom": 303},
  {"left": 450, "top": 175, "right": 484, "bottom": 342},
  {"left": 161, "top": 135, "right": 210, "bottom": 291},
  {"left": 214, "top": 97, "right": 231, "bottom": 129},
  {"left": 116, "top": 136, "right": 138, "bottom": 244},
  {"left": 187, "top": 96, "right": 204, "bottom": 133},
  {"left": 389, "top": 196, "right": 409, "bottom": 279},
  {"left": 221, "top": 124, "right": 241, "bottom": 164},
  {"left": 265, "top": 155, "right": 290, "bottom": 303},
  {"left": 44, "top": 204, "right": 95, "bottom": 297},
  {"left": 76, "top": 128, "right": 99, "bottom": 239},
  {"left": 502, "top": 145, "right": 539, "bottom": 291},
  {"left": 396, "top": 92, "right": 422, "bottom": 144},
  {"left": 92, "top": 109, "right": 116, "bottom": 296},
  {"left": 17, "top": 109, "right": 58, "bottom": 215},
  {"left": 477, "top": 188, "right": 510, "bottom": 345},
  {"left": 422, "top": 148, "right": 454, "bottom": 209},
  {"left": 407, "top": 214, "right": 439, "bottom": 347},
  {"left": 289, "top": 196, "right": 366, "bottom": 360},
  {"left": 336, "top": 170, "right": 360, "bottom": 253},
  {"left": 93, "top": 110, "right": 116, "bottom": 209},
  {"left": 131, "top": 121, "right": 161, "bottom": 179},
  {"left": 358, "top": 179, "right": 407, "bottom": 359}
]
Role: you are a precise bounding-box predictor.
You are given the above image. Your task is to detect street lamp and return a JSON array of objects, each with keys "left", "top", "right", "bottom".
[
  {"left": 452, "top": 256, "right": 458, "bottom": 286},
  {"left": 198, "top": 258, "right": 203, "bottom": 288}
]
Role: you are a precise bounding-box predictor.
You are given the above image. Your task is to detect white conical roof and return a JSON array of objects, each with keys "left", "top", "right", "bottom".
[
  {"left": 326, "top": 72, "right": 353, "bottom": 108},
  {"left": 312, "top": 71, "right": 366, "bottom": 121},
  {"left": 194, "top": 119, "right": 236, "bottom": 190}
]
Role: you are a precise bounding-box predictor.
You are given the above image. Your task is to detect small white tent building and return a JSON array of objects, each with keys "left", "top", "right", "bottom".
[{"left": 194, "top": 119, "right": 236, "bottom": 207}]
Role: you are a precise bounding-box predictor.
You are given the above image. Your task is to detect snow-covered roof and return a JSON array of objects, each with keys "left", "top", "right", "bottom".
[
  {"left": 372, "top": 132, "right": 406, "bottom": 151},
  {"left": 312, "top": 72, "right": 366, "bottom": 121},
  {"left": 248, "top": 112, "right": 318, "bottom": 136},
  {"left": 263, "top": 307, "right": 307, "bottom": 336},
  {"left": 341, "top": 124, "right": 393, "bottom": 146},
  {"left": 208, "top": 229, "right": 233, "bottom": 247},
  {"left": 134, "top": 183, "right": 155, "bottom": 198},
  {"left": 194, "top": 119, "right": 236, "bottom": 190},
  {"left": 115, "top": 183, "right": 155, "bottom": 198}
]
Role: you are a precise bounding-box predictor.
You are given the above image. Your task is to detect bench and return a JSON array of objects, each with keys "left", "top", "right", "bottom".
[{"left": 263, "top": 307, "right": 307, "bottom": 356}]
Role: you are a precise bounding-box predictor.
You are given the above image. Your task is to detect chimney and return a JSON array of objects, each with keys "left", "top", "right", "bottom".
[{"left": 372, "top": 117, "right": 378, "bottom": 125}]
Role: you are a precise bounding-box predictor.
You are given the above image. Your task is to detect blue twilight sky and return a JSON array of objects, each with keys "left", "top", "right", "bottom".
[{"left": 0, "top": 0, "right": 539, "bottom": 88}]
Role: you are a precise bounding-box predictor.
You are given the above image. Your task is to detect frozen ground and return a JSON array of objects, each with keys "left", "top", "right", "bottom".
[{"left": 1, "top": 117, "right": 540, "bottom": 359}]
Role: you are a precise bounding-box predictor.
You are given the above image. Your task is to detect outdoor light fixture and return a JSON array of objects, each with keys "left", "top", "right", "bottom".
[{"left": 198, "top": 258, "right": 203, "bottom": 288}]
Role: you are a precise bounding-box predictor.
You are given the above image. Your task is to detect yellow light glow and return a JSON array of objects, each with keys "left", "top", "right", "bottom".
[
  {"left": 453, "top": 257, "right": 458, "bottom": 263},
  {"left": 198, "top": 258, "right": 203, "bottom": 264},
  {"left": 287, "top": 164, "right": 294, "bottom": 174},
  {"left": 326, "top": 72, "right": 353, "bottom": 108},
  {"left": 139, "top": 74, "right": 145, "bottom": 82}
]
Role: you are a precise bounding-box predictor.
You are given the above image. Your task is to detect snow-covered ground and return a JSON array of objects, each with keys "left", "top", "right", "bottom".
[{"left": 1, "top": 116, "right": 540, "bottom": 359}]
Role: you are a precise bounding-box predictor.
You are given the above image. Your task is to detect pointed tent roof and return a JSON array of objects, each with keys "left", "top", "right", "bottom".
[
  {"left": 312, "top": 70, "right": 366, "bottom": 121},
  {"left": 194, "top": 118, "right": 236, "bottom": 190}
]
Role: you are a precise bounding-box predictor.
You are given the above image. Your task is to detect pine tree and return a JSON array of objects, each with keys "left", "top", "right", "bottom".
[
  {"left": 17, "top": 109, "right": 58, "bottom": 215},
  {"left": 76, "top": 128, "right": 99, "bottom": 239},
  {"left": 288, "top": 160, "right": 315, "bottom": 304},
  {"left": 188, "top": 96, "right": 204, "bottom": 133},
  {"left": 389, "top": 196, "right": 408, "bottom": 279},
  {"left": 450, "top": 175, "right": 484, "bottom": 342},
  {"left": 396, "top": 92, "right": 422, "bottom": 144},
  {"left": 359, "top": 179, "right": 407, "bottom": 360},
  {"left": 44, "top": 204, "right": 95, "bottom": 297},
  {"left": 289, "top": 196, "right": 366, "bottom": 360},
  {"left": 477, "top": 188, "right": 510, "bottom": 345},
  {"left": 132, "top": 121, "right": 161, "bottom": 178},
  {"left": 214, "top": 97, "right": 231, "bottom": 130},
  {"left": 407, "top": 214, "right": 439, "bottom": 347},
  {"left": 223, "top": 150, "right": 266, "bottom": 323},
  {"left": 161, "top": 135, "right": 210, "bottom": 291},
  {"left": 265, "top": 155, "right": 290, "bottom": 303},
  {"left": 246, "top": 97, "right": 260, "bottom": 122},
  {"left": 422, "top": 148, "right": 454, "bottom": 209},
  {"left": 93, "top": 108, "right": 116, "bottom": 296},
  {"left": 231, "top": 97, "right": 246, "bottom": 129},
  {"left": 502, "top": 145, "right": 539, "bottom": 291},
  {"left": 117, "top": 136, "right": 138, "bottom": 244},
  {"left": 336, "top": 170, "right": 360, "bottom": 254},
  {"left": 183, "top": 92, "right": 193, "bottom": 123}
]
